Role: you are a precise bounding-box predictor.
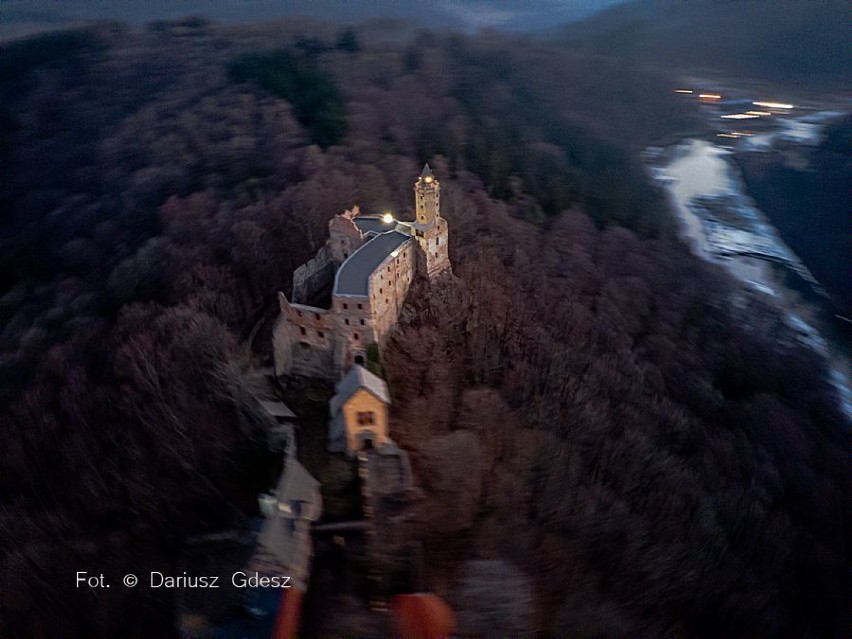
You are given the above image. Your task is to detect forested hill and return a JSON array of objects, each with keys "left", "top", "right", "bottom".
[
  {"left": 0, "top": 19, "right": 847, "bottom": 639},
  {"left": 557, "top": 0, "right": 851, "bottom": 91}
]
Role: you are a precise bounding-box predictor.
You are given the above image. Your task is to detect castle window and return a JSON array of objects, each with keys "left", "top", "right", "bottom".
[
  {"left": 299, "top": 326, "right": 306, "bottom": 336},
  {"left": 314, "top": 313, "right": 320, "bottom": 321},
  {"left": 353, "top": 333, "right": 360, "bottom": 340},
  {"left": 318, "top": 331, "right": 325, "bottom": 338},
  {"left": 385, "top": 298, "right": 389, "bottom": 305},
  {"left": 345, "top": 319, "right": 350, "bottom": 325},
  {"left": 356, "top": 411, "right": 375, "bottom": 426},
  {"left": 436, "top": 237, "right": 440, "bottom": 246},
  {"left": 379, "top": 288, "right": 383, "bottom": 294},
  {"left": 360, "top": 319, "right": 365, "bottom": 325},
  {"left": 387, "top": 266, "right": 391, "bottom": 272},
  {"left": 343, "top": 303, "right": 348, "bottom": 310},
  {"left": 297, "top": 310, "right": 302, "bottom": 317},
  {"left": 344, "top": 252, "right": 348, "bottom": 258},
  {"left": 357, "top": 303, "right": 363, "bottom": 310}
]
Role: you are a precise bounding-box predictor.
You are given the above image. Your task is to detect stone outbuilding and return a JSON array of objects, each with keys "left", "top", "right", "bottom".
[{"left": 328, "top": 365, "right": 391, "bottom": 454}]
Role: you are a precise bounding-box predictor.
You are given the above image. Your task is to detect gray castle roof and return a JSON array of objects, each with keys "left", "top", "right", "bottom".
[
  {"left": 329, "top": 364, "right": 391, "bottom": 417},
  {"left": 333, "top": 230, "right": 411, "bottom": 297},
  {"left": 352, "top": 215, "right": 397, "bottom": 235}
]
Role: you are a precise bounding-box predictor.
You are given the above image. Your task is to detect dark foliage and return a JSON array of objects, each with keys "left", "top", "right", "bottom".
[
  {"left": 228, "top": 49, "right": 347, "bottom": 148},
  {"left": 0, "top": 27, "right": 109, "bottom": 85},
  {"left": 0, "top": 17, "right": 847, "bottom": 639},
  {"left": 384, "top": 201, "right": 848, "bottom": 638}
]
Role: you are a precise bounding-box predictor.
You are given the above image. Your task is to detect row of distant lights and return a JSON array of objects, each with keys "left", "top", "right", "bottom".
[
  {"left": 674, "top": 90, "right": 795, "bottom": 140},
  {"left": 674, "top": 89, "right": 794, "bottom": 113}
]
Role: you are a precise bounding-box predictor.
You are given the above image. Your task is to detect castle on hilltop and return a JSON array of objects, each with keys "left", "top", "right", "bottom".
[{"left": 273, "top": 164, "right": 451, "bottom": 380}]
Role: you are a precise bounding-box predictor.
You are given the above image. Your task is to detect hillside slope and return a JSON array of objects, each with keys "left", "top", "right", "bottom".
[{"left": 557, "top": 0, "right": 850, "bottom": 91}]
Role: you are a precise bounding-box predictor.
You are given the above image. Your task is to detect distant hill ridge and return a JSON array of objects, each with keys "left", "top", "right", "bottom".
[{"left": 558, "top": 0, "right": 850, "bottom": 90}]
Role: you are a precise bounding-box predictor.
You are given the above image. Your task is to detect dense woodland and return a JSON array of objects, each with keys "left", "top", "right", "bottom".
[{"left": 0, "top": 13, "right": 848, "bottom": 639}]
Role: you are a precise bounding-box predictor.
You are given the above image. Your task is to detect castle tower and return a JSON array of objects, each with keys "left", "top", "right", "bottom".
[
  {"left": 412, "top": 164, "right": 451, "bottom": 279},
  {"left": 415, "top": 164, "right": 440, "bottom": 225}
]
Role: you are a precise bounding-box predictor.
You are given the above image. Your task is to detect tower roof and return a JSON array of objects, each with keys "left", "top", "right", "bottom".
[{"left": 420, "top": 163, "right": 433, "bottom": 179}]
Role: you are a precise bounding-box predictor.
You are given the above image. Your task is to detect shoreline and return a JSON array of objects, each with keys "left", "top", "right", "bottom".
[{"left": 647, "top": 137, "right": 851, "bottom": 419}]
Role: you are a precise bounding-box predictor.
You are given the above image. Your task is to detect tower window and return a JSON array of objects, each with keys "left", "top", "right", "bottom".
[
  {"left": 379, "top": 288, "right": 383, "bottom": 294},
  {"left": 436, "top": 237, "right": 440, "bottom": 245},
  {"left": 299, "top": 326, "right": 306, "bottom": 336},
  {"left": 385, "top": 298, "right": 389, "bottom": 305},
  {"left": 343, "top": 303, "right": 348, "bottom": 310},
  {"left": 353, "top": 333, "right": 360, "bottom": 340},
  {"left": 356, "top": 411, "right": 375, "bottom": 426},
  {"left": 360, "top": 319, "right": 365, "bottom": 325}
]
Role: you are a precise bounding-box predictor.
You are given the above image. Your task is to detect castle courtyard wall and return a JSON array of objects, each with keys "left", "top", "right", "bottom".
[
  {"left": 292, "top": 245, "right": 336, "bottom": 305},
  {"left": 274, "top": 296, "right": 337, "bottom": 380},
  {"left": 368, "top": 241, "right": 416, "bottom": 343}
]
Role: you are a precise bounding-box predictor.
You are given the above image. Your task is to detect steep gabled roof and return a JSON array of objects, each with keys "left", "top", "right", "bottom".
[
  {"left": 420, "top": 163, "right": 433, "bottom": 178},
  {"left": 329, "top": 365, "right": 390, "bottom": 416}
]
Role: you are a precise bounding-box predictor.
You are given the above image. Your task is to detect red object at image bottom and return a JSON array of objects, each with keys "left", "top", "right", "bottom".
[
  {"left": 271, "top": 588, "right": 303, "bottom": 639},
  {"left": 269, "top": 589, "right": 456, "bottom": 639},
  {"left": 390, "top": 593, "right": 457, "bottom": 639}
]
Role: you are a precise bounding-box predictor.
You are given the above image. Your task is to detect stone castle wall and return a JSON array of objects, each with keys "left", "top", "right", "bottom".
[
  {"left": 274, "top": 168, "right": 450, "bottom": 381},
  {"left": 273, "top": 295, "right": 337, "bottom": 380},
  {"left": 367, "top": 242, "right": 416, "bottom": 343},
  {"left": 292, "top": 245, "right": 335, "bottom": 305}
]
